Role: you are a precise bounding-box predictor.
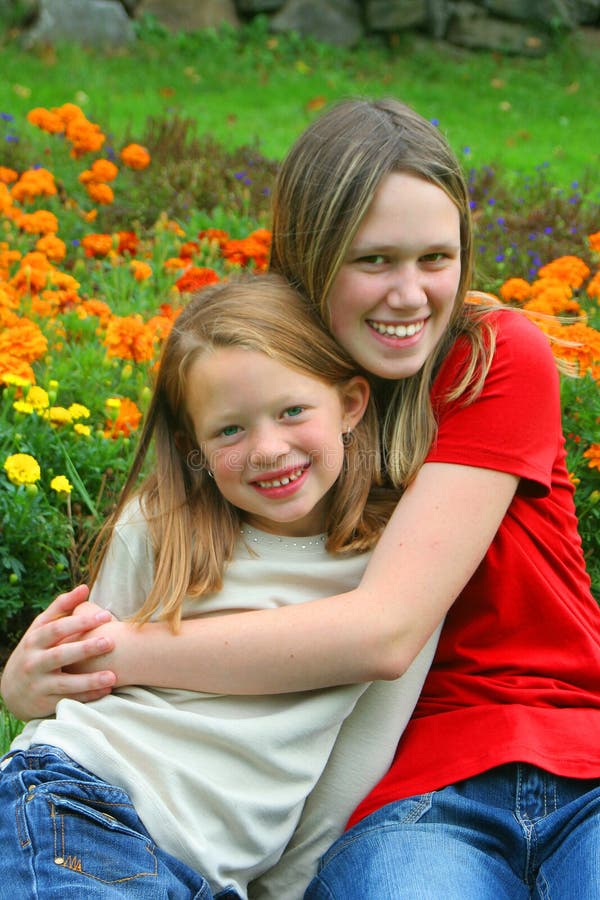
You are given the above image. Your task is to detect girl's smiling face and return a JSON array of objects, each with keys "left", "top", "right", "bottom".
[
  {"left": 186, "top": 348, "right": 368, "bottom": 537},
  {"left": 327, "top": 172, "right": 462, "bottom": 381}
]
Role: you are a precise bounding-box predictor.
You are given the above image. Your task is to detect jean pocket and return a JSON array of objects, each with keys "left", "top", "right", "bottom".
[{"left": 34, "top": 781, "right": 160, "bottom": 885}]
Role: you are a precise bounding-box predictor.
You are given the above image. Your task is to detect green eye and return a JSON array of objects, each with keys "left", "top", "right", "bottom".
[
  {"left": 284, "top": 406, "right": 304, "bottom": 418},
  {"left": 221, "top": 425, "right": 241, "bottom": 436}
]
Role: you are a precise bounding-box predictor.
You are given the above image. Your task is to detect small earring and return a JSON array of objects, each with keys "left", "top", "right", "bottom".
[
  {"left": 341, "top": 428, "right": 353, "bottom": 448},
  {"left": 206, "top": 468, "right": 214, "bottom": 479}
]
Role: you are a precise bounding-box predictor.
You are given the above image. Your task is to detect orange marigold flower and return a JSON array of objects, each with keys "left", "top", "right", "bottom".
[
  {"left": 117, "top": 231, "right": 139, "bottom": 256},
  {"left": 588, "top": 232, "right": 600, "bottom": 254},
  {"left": 79, "top": 298, "right": 113, "bottom": 324},
  {"left": 104, "top": 315, "right": 155, "bottom": 362},
  {"left": 67, "top": 118, "right": 106, "bottom": 158},
  {"left": 499, "top": 277, "right": 531, "bottom": 303},
  {"left": 164, "top": 257, "right": 186, "bottom": 271},
  {"left": 180, "top": 241, "right": 200, "bottom": 259},
  {"left": 221, "top": 229, "right": 271, "bottom": 270},
  {"left": 538, "top": 256, "right": 590, "bottom": 289},
  {"left": 0, "top": 315, "right": 48, "bottom": 363},
  {"left": 146, "top": 313, "right": 174, "bottom": 342},
  {"left": 54, "top": 103, "right": 85, "bottom": 126},
  {"left": 11, "top": 252, "right": 53, "bottom": 293},
  {"left": 174, "top": 266, "right": 220, "bottom": 294},
  {"left": 583, "top": 444, "right": 600, "bottom": 471},
  {"left": 104, "top": 396, "right": 143, "bottom": 438},
  {"left": 82, "top": 233, "right": 114, "bottom": 258},
  {"left": 0, "top": 183, "right": 14, "bottom": 215},
  {"left": 85, "top": 181, "right": 114, "bottom": 205},
  {"left": 27, "top": 107, "right": 65, "bottom": 134},
  {"left": 36, "top": 233, "right": 67, "bottom": 263},
  {"left": 539, "top": 321, "right": 600, "bottom": 376},
  {"left": 0, "top": 243, "right": 21, "bottom": 279},
  {"left": 0, "top": 354, "right": 36, "bottom": 385},
  {"left": 0, "top": 167, "right": 18, "bottom": 184},
  {"left": 197, "top": 228, "right": 229, "bottom": 246},
  {"left": 120, "top": 143, "right": 151, "bottom": 170},
  {"left": 11, "top": 168, "right": 57, "bottom": 203},
  {"left": 90, "top": 158, "right": 119, "bottom": 182},
  {"left": 586, "top": 271, "right": 600, "bottom": 301},
  {"left": 0, "top": 283, "right": 20, "bottom": 310},
  {"left": 130, "top": 259, "right": 152, "bottom": 282},
  {"left": 16, "top": 209, "right": 59, "bottom": 235},
  {"left": 48, "top": 270, "right": 80, "bottom": 291}
]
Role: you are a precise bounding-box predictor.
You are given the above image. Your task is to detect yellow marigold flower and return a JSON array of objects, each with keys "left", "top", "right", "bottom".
[
  {"left": 583, "top": 444, "right": 600, "bottom": 471},
  {"left": 105, "top": 397, "right": 122, "bottom": 410},
  {"left": 13, "top": 400, "right": 34, "bottom": 414},
  {"left": 588, "top": 232, "right": 600, "bottom": 254},
  {"left": 68, "top": 402, "right": 90, "bottom": 420},
  {"left": 27, "top": 107, "right": 65, "bottom": 134},
  {"left": 0, "top": 167, "right": 18, "bottom": 184},
  {"left": 50, "top": 474, "right": 73, "bottom": 494},
  {"left": 86, "top": 181, "right": 114, "bottom": 205},
  {"left": 73, "top": 422, "right": 91, "bottom": 437},
  {"left": 120, "top": 143, "right": 151, "bottom": 170},
  {"left": 3, "top": 372, "right": 32, "bottom": 388},
  {"left": 36, "top": 233, "right": 67, "bottom": 263},
  {"left": 3, "top": 452, "right": 41, "bottom": 485},
  {"left": 27, "top": 385, "right": 50, "bottom": 410},
  {"left": 104, "top": 315, "right": 155, "bottom": 363},
  {"left": 538, "top": 256, "right": 590, "bottom": 289},
  {"left": 499, "top": 277, "right": 531, "bottom": 303},
  {"left": 130, "top": 259, "right": 152, "bottom": 282},
  {"left": 568, "top": 471, "right": 580, "bottom": 487},
  {"left": 45, "top": 405, "right": 72, "bottom": 426}
]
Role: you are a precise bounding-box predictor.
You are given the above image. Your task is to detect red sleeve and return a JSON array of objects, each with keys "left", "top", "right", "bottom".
[{"left": 426, "top": 310, "right": 563, "bottom": 495}]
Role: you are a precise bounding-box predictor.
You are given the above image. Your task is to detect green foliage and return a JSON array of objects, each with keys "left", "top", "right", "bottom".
[{"left": 0, "top": 698, "right": 23, "bottom": 755}]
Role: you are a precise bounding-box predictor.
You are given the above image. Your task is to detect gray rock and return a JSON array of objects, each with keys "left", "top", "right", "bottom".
[
  {"left": 270, "top": 0, "right": 364, "bottom": 47},
  {"left": 447, "top": 2, "right": 549, "bottom": 53},
  {"left": 365, "top": 0, "right": 428, "bottom": 31},
  {"left": 236, "top": 0, "right": 285, "bottom": 12},
  {"left": 22, "top": 0, "right": 135, "bottom": 47},
  {"left": 0, "top": 0, "right": 40, "bottom": 27},
  {"left": 136, "top": 0, "right": 239, "bottom": 32}
]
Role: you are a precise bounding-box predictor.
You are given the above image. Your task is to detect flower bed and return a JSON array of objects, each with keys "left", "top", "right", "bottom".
[{"left": 1, "top": 103, "right": 599, "bottom": 646}]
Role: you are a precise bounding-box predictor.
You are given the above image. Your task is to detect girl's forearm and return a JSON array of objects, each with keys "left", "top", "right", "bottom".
[{"left": 108, "top": 464, "right": 518, "bottom": 695}]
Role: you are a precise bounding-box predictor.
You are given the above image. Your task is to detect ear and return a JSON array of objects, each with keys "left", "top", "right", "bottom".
[{"left": 340, "top": 376, "right": 370, "bottom": 431}]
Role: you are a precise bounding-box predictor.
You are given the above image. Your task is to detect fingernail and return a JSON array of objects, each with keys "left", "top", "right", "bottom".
[
  {"left": 94, "top": 610, "right": 111, "bottom": 623},
  {"left": 96, "top": 637, "right": 110, "bottom": 651},
  {"left": 99, "top": 672, "right": 115, "bottom": 685}
]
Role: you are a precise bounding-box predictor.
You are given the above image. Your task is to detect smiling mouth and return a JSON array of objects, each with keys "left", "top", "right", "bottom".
[
  {"left": 367, "top": 319, "right": 425, "bottom": 338},
  {"left": 253, "top": 466, "right": 307, "bottom": 489}
]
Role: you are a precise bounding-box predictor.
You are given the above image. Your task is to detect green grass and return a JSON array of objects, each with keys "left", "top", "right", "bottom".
[{"left": 1, "top": 17, "right": 599, "bottom": 187}]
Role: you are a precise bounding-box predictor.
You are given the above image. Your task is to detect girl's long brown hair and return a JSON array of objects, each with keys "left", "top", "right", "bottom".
[
  {"left": 89, "top": 273, "right": 397, "bottom": 630},
  {"left": 269, "top": 97, "right": 497, "bottom": 488}
]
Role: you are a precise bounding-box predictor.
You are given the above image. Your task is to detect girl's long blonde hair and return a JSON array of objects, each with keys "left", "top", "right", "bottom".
[
  {"left": 89, "top": 273, "right": 397, "bottom": 629},
  {"left": 269, "top": 96, "right": 497, "bottom": 488}
]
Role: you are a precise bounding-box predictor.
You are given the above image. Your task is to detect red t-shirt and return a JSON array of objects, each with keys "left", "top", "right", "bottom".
[{"left": 349, "top": 310, "right": 600, "bottom": 828}]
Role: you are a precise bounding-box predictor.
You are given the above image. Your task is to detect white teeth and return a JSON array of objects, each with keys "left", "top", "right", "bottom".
[
  {"left": 369, "top": 320, "right": 424, "bottom": 338},
  {"left": 257, "top": 467, "right": 304, "bottom": 489}
]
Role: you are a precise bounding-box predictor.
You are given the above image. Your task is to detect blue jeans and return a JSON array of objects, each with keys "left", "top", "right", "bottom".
[
  {"left": 0, "top": 745, "right": 242, "bottom": 899},
  {"left": 305, "top": 763, "right": 600, "bottom": 899}
]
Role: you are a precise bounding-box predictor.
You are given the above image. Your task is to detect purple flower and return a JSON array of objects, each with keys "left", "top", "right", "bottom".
[{"left": 1, "top": 112, "right": 14, "bottom": 122}]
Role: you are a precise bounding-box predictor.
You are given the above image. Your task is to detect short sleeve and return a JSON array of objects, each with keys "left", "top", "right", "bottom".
[
  {"left": 426, "top": 310, "right": 563, "bottom": 494},
  {"left": 89, "top": 498, "right": 154, "bottom": 620}
]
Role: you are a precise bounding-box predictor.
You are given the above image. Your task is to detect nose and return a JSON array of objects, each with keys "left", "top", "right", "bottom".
[
  {"left": 385, "top": 265, "right": 427, "bottom": 310},
  {"left": 248, "top": 422, "right": 291, "bottom": 469}
]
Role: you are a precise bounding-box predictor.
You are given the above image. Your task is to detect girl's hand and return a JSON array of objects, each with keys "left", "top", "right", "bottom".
[{"left": 0, "top": 585, "right": 117, "bottom": 721}]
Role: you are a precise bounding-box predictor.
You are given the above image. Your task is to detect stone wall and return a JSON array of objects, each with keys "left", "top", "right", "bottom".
[{"left": 3, "top": 0, "right": 600, "bottom": 54}]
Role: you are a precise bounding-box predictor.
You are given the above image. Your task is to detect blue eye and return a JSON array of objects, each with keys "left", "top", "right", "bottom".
[{"left": 221, "top": 425, "right": 241, "bottom": 437}]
